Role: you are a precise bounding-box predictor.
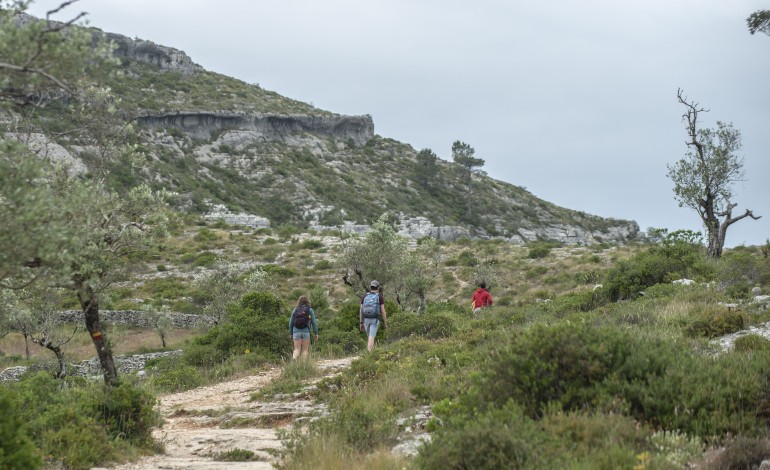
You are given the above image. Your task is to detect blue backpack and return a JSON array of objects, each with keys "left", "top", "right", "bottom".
[{"left": 362, "top": 292, "right": 380, "bottom": 318}]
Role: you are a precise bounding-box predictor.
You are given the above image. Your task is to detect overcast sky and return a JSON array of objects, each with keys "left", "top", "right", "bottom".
[{"left": 30, "top": 0, "right": 770, "bottom": 246}]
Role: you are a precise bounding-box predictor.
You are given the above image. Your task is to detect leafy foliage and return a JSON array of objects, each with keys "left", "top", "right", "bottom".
[
  {"left": 602, "top": 240, "right": 707, "bottom": 300},
  {"left": 185, "top": 291, "right": 289, "bottom": 365}
]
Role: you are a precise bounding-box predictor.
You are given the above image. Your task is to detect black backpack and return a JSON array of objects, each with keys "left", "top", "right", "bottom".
[{"left": 293, "top": 305, "right": 310, "bottom": 329}]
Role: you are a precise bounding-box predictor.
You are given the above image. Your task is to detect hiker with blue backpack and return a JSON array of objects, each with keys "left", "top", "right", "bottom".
[
  {"left": 289, "top": 295, "right": 318, "bottom": 361},
  {"left": 360, "top": 280, "right": 387, "bottom": 352}
]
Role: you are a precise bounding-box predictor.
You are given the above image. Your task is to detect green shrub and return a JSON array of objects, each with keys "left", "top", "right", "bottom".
[
  {"left": 734, "top": 334, "right": 770, "bottom": 352},
  {"left": 6, "top": 372, "right": 160, "bottom": 469},
  {"left": 314, "top": 259, "right": 333, "bottom": 270},
  {"left": 545, "top": 289, "right": 608, "bottom": 316},
  {"left": 685, "top": 305, "right": 745, "bottom": 339},
  {"left": 308, "top": 284, "right": 329, "bottom": 311},
  {"left": 213, "top": 448, "right": 260, "bottom": 461},
  {"left": 0, "top": 390, "right": 42, "bottom": 469},
  {"left": 425, "top": 300, "right": 467, "bottom": 316},
  {"left": 183, "top": 342, "right": 227, "bottom": 367},
  {"left": 189, "top": 291, "right": 289, "bottom": 364},
  {"left": 148, "top": 358, "right": 206, "bottom": 392},
  {"left": 708, "top": 436, "right": 770, "bottom": 470},
  {"left": 300, "top": 239, "right": 324, "bottom": 250},
  {"left": 419, "top": 402, "right": 555, "bottom": 469},
  {"left": 457, "top": 250, "right": 478, "bottom": 267},
  {"left": 194, "top": 227, "right": 219, "bottom": 242},
  {"left": 314, "top": 397, "right": 399, "bottom": 452},
  {"left": 603, "top": 241, "right": 707, "bottom": 300},
  {"left": 262, "top": 264, "right": 297, "bottom": 277},
  {"left": 385, "top": 312, "right": 456, "bottom": 341},
  {"left": 527, "top": 242, "right": 557, "bottom": 259},
  {"left": 474, "top": 323, "right": 670, "bottom": 418},
  {"left": 191, "top": 251, "right": 217, "bottom": 267},
  {"left": 314, "top": 329, "right": 365, "bottom": 356},
  {"left": 99, "top": 381, "right": 160, "bottom": 445}
]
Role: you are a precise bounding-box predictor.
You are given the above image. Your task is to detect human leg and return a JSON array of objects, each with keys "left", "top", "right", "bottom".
[
  {"left": 299, "top": 338, "right": 311, "bottom": 360},
  {"left": 363, "top": 318, "right": 380, "bottom": 352},
  {"left": 292, "top": 331, "right": 310, "bottom": 360}
]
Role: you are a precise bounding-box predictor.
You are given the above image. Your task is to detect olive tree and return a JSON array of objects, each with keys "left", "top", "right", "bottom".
[
  {"left": 140, "top": 303, "right": 172, "bottom": 349},
  {"left": 2, "top": 287, "right": 76, "bottom": 379},
  {"left": 339, "top": 214, "right": 443, "bottom": 311},
  {"left": 0, "top": 0, "right": 113, "bottom": 107},
  {"left": 193, "top": 261, "right": 273, "bottom": 323},
  {"left": 339, "top": 214, "right": 410, "bottom": 295},
  {"left": 666, "top": 89, "right": 760, "bottom": 258}
]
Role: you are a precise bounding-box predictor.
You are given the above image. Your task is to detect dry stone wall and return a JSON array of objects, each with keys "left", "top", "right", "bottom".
[
  {"left": 58, "top": 310, "right": 216, "bottom": 328},
  {"left": 0, "top": 351, "right": 182, "bottom": 382}
]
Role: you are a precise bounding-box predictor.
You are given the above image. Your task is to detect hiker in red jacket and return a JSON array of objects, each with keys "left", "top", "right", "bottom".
[{"left": 471, "top": 282, "right": 493, "bottom": 314}]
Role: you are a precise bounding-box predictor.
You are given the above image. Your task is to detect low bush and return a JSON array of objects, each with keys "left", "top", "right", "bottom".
[
  {"left": 0, "top": 389, "right": 42, "bottom": 469},
  {"left": 527, "top": 241, "right": 557, "bottom": 259},
  {"left": 187, "top": 291, "right": 289, "bottom": 365},
  {"left": 315, "top": 397, "right": 399, "bottom": 452},
  {"left": 147, "top": 357, "right": 205, "bottom": 392},
  {"left": 419, "top": 402, "right": 555, "bottom": 469},
  {"left": 425, "top": 300, "right": 466, "bottom": 316},
  {"left": 384, "top": 312, "right": 456, "bottom": 341},
  {"left": 213, "top": 448, "right": 260, "bottom": 461},
  {"left": 685, "top": 305, "right": 745, "bottom": 339},
  {"left": 603, "top": 241, "right": 708, "bottom": 300},
  {"left": 733, "top": 334, "right": 770, "bottom": 352},
  {"left": 707, "top": 436, "right": 770, "bottom": 470},
  {"left": 5, "top": 372, "right": 160, "bottom": 469}
]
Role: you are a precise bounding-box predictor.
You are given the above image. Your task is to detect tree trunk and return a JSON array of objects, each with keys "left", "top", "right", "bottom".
[
  {"left": 23, "top": 332, "right": 30, "bottom": 359},
  {"left": 78, "top": 286, "right": 118, "bottom": 385},
  {"left": 417, "top": 290, "right": 426, "bottom": 315},
  {"left": 45, "top": 344, "right": 66, "bottom": 379},
  {"left": 31, "top": 337, "right": 67, "bottom": 379}
]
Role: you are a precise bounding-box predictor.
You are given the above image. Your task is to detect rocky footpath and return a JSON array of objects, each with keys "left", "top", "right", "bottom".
[{"left": 99, "top": 357, "right": 354, "bottom": 469}]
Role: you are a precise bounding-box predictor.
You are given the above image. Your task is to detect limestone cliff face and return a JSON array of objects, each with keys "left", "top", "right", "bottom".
[
  {"left": 15, "top": 13, "right": 201, "bottom": 75},
  {"left": 104, "top": 32, "right": 202, "bottom": 75},
  {"left": 136, "top": 112, "right": 375, "bottom": 145}
]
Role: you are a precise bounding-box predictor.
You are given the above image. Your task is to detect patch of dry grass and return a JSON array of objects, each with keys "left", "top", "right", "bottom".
[{"left": 279, "top": 432, "right": 412, "bottom": 470}]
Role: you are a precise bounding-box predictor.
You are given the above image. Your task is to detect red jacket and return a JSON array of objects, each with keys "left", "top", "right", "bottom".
[{"left": 472, "top": 288, "right": 493, "bottom": 308}]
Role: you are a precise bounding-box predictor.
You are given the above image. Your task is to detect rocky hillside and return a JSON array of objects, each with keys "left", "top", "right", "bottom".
[{"left": 20, "top": 23, "right": 640, "bottom": 245}]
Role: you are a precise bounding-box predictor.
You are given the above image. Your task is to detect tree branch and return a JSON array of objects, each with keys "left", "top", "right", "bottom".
[
  {"left": 723, "top": 208, "right": 762, "bottom": 230},
  {"left": 0, "top": 61, "right": 74, "bottom": 95}
]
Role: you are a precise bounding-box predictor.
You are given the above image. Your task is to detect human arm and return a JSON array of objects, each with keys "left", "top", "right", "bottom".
[
  {"left": 289, "top": 308, "right": 295, "bottom": 337},
  {"left": 379, "top": 293, "right": 387, "bottom": 328},
  {"left": 359, "top": 301, "right": 364, "bottom": 331},
  {"left": 310, "top": 308, "right": 319, "bottom": 340}
]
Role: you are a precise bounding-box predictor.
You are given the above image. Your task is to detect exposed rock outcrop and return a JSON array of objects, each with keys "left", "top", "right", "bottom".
[
  {"left": 204, "top": 204, "right": 271, "bottom": 229},
  {"left": 136, "top": 112, "right": 375, "bottom": 145},
  {"left": 103, "top": 32, "right": 202, "bottom": 75},
  {"left": 5, "top": 132, "right": 86, "bottom": 175},
  {"left": 15, "top": 13, "right": 201, "bottom": 75}
]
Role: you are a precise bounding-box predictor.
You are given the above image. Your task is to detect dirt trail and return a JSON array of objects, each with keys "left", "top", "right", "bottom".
[{"left": 101, "top": 357, "right": 354, "bottom": 470}]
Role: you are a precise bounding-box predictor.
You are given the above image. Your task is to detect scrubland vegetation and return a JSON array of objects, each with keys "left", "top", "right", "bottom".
[{"left": 2, "top": 217, "right": 770, "bottom": 469}]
